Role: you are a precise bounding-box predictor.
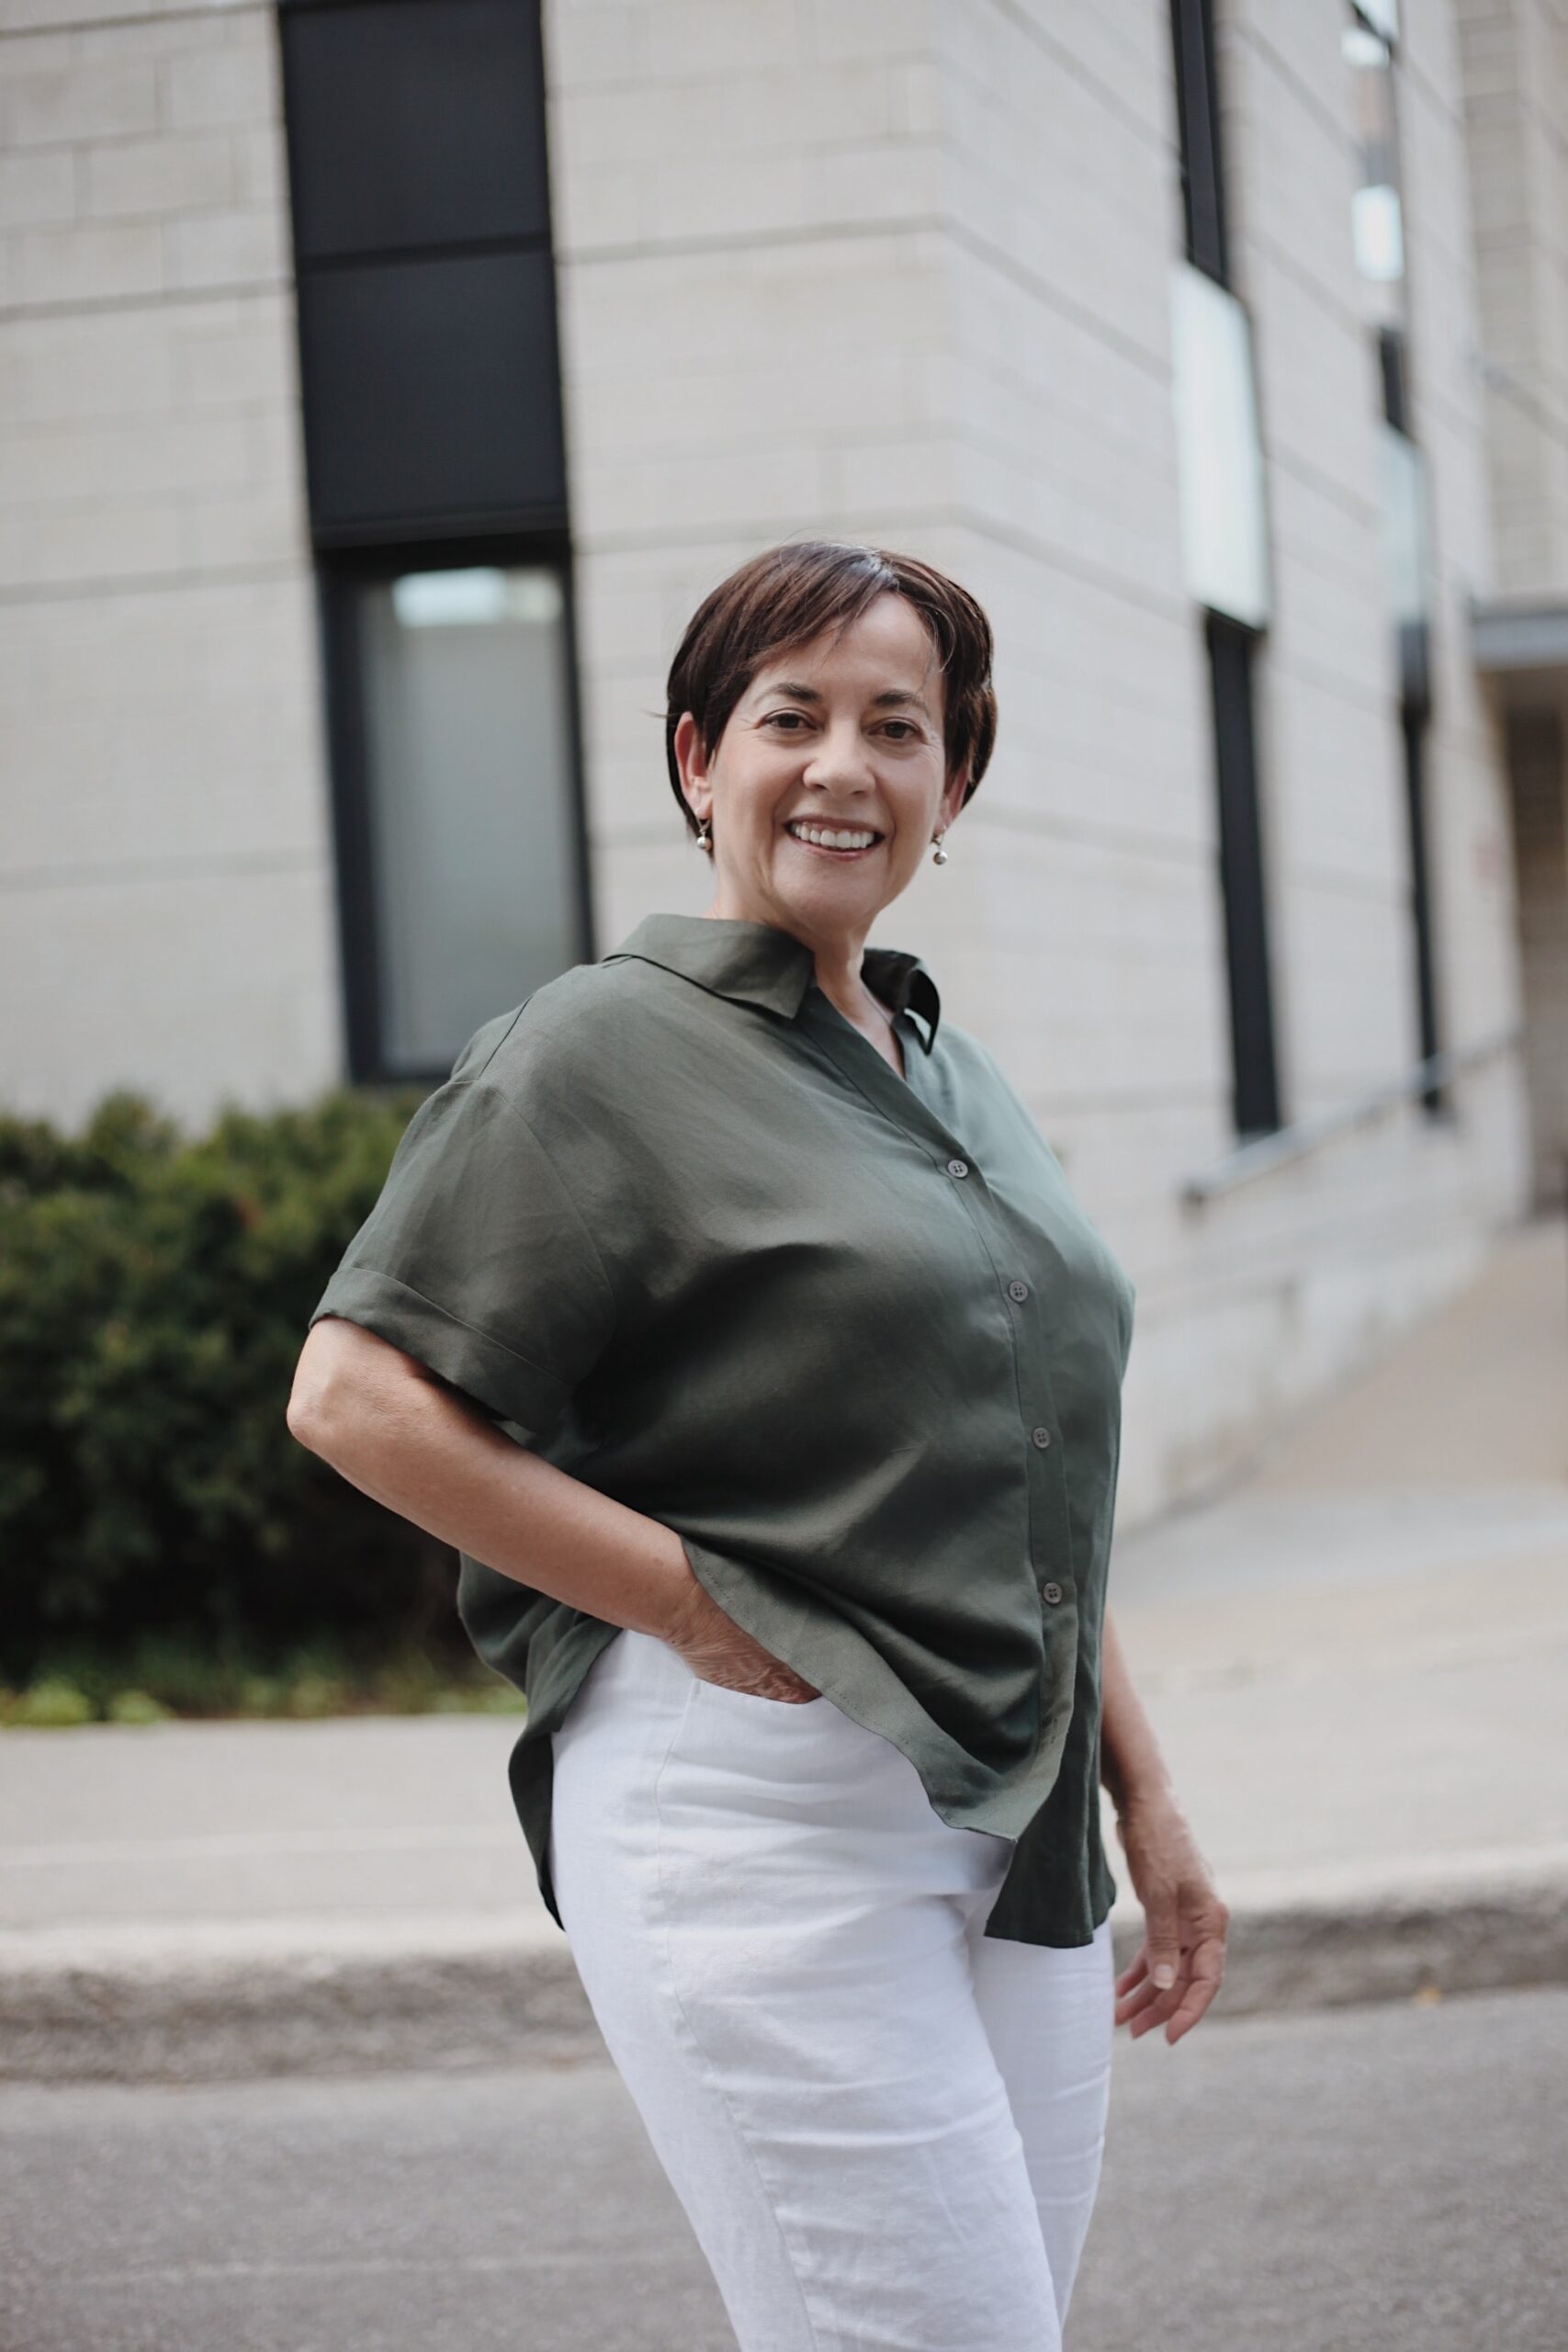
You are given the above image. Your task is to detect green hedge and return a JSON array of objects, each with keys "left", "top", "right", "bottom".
[{"left": 0, "top": 1085, "right": 479, "bottom": 1690}]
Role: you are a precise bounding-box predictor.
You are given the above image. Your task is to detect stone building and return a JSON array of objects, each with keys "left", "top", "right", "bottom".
[{"left": 1, "top": 0, "right": 1562, "bottom": 1517}]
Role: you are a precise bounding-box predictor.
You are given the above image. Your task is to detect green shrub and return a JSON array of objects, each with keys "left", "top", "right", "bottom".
[
  {"left": 0, "top": 1632, "right": 522, "bottom": 1724},
  {"left": 11, "top": 1677, "right": 95, "bottom": 1727},
  {"left": 0, "top": 1085, "right": 479, "bottom": 1690},
  {"left": 106, "top": 1689, "right": 170, "bottom": 1725}
]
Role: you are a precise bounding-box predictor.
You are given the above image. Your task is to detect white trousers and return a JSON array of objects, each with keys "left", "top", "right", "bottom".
[{"left": 548, "top": 1626, "right": 1116, "bottom": 2352}]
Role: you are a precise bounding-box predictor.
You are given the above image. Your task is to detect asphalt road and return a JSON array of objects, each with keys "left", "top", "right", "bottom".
[{"left": 1, "top": 1985, "right": 1562, "bottom": 2352}]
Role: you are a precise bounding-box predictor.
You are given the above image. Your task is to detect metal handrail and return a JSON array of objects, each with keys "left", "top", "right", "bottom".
[{"left": 1180, "top": 1025, "right": 1521, "bottom": 1206}]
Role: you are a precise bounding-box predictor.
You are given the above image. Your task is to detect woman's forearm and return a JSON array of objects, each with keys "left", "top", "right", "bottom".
[
  {"left": 1099, "top": 1606, "right": 1178, "bottom": 1815},
  {"left": 286, "top": 1317, "right": 701, "bottom": 1642}
]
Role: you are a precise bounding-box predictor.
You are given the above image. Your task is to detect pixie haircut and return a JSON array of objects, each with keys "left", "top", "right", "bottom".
[{"left": 664, "top": 539, "right": 997, "bottom": 846}]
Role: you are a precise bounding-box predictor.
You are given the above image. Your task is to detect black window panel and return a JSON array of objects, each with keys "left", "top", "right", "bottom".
[
  {"left": 1402, "top": 709, "right": 1443, "bottom": 1114},
  {"left": 1379, "top": 324, "right": 1410, "bottom": 432},
  {"left": 278, "top": 0, "right": 548, "bottom": 264},
  {"left": 279, "top": 0, "right": 567, "bottom": 541},
  {"left": 1206, "top": 614, "right": 1281, "bottom": 1136},
  {"left": 1169, "top": 0, "right": 1229, "bottom": 284},
  {"left": 298, "top": 248, "right": 565, "bottom": 541}
]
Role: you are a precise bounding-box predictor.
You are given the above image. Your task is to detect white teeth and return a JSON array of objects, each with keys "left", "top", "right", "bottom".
[{"left": 787, "top": 821, "right": 879, "bottom": 850}]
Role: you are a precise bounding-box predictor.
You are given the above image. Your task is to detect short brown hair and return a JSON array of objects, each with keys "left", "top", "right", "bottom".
[{"left": 664, "top": 539, "right": 997, "bottom": 844}]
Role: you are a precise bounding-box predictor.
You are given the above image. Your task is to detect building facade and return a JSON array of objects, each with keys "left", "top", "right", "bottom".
[{"left": 2, "top": 0, "right": 1560, "bottom": 1519}]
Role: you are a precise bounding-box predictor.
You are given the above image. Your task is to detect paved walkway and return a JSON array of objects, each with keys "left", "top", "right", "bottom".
[
  {"left": 5, "top": 1217, "right": 1564, "bottom": 2077},
  {"left": 1109, "top": 1211, "right": 1568, "bottom": 1917}
]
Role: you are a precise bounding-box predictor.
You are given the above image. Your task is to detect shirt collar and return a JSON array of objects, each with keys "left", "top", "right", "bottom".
[{"left": 603, "top": 911, "right": 942, "bottom": 1054}]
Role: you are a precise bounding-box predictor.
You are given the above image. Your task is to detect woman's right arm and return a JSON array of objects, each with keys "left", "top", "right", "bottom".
[
  {"left": 286, "top": 1316, "right": 818, "bottom": 1697},
  {"left": 288, "top": 1315, "right": 702, "bottom": 1637}
]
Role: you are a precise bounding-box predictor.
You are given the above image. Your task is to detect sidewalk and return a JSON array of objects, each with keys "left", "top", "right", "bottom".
[{"left": 5, "top": 1218, "right": 1565, "bottom": 2081}]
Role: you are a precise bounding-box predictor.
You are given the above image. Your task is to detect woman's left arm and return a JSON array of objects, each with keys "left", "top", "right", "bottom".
[{"left": 1100, "top": 1605, "right": 1230, "bottom": 2044}]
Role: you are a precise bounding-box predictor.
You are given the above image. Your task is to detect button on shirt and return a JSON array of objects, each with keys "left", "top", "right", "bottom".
[{"left": 309, "top": 911, "right": 1137, "bottom": 1949}]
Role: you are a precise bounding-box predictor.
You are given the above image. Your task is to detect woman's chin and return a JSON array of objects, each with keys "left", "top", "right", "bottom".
[{"left": 771, "top": 849, "right": 904, "bottom": 921}]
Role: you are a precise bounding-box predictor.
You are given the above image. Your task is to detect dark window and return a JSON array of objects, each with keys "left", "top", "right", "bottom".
[
  {"left": 278, "top": 0, "right": 568, "bottom": 544},
  {"left": 1402, "top": 709, "right": 1441, "bottom": 1106},
  {"left": 1378, "top": 322, "right": 1410, "bottom": 434},
  {"left": 279, "top": 0, "right": 550, "bottom": 264},
  {"left": 278, "top": 0, "right": 588, "bottom": 1079},
  {"left": 1169, "top": 0, "right": 1227, "bottom": 283},
  {"left": 1169, "top": 0, "right": 1281, "bottom": 1136},
  {"left": 1206, "top": 615, "right": 1280, "bottom": 1136},
  {"left": 294, "top": 248, "right": 566, "bottom": 544},
  {"left": 1346, "top": 3, "right": 1443, "bottom": 1108}
]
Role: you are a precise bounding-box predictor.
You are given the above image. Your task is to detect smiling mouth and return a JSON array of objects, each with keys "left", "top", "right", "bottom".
[{"left": 784, "top": 820, "right": 885, "bottom": 856}]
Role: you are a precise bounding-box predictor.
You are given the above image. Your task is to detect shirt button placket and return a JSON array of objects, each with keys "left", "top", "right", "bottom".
[
  {"left": 1010, "top": 1260, "right": 1067, "bottom": 1611},
  {"left": 1029, "top": 1423, "right": 1063, "bottom": 1603},
  {"left": 954, "top": 1160, "right": 1062, "bottom": 1615}
]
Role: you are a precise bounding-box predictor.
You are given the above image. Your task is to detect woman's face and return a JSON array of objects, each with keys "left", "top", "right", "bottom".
[{"left": 674, "top": 591, "right": 971, "bottom": 946}]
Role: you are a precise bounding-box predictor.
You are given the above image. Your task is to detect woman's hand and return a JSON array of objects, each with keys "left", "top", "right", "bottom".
[
  {"left": 661, "top": 1575, "right": 820, "bottom": 1702},
  {"left": 1111, "top": 1789, "right": 1229, "bottom": 2045}
]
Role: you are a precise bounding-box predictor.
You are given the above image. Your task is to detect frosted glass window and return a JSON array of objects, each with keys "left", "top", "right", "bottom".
[
  {"left": 1344, "top": 14, "right": 1405, "bottom": 327},
  {"left": 1168, "top": 261, "right": 1272, "bottom": 630},
  {"left": 1351, "top": 183, "right": 1404, "bottom": 282},
  {"left": 1352, "top": 0, "right": 1398, "bottom": 41},
  {"left": 1379, "top": 424, "right": 1430, "bottom": 628},
  {"left": 358, "top": 561, "right": 580, "bottom": 1077}
]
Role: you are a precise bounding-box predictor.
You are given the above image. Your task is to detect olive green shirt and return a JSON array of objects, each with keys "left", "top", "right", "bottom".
[{"left": 310, "top": 910, "right": 1135, "bottom": 1947}]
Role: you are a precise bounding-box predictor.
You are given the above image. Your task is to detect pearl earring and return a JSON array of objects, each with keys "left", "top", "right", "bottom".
[
  {"left": 695, "top": 820, "right": 711, "bottom": 852},
  {"left": 931, "top": 829, "right": 949, "bottom": 866}
]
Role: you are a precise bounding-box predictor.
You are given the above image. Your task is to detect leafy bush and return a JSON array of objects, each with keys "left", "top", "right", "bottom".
[
  {"left": 0, "top": 1086, "right": 484, "bottom": 1691},
  {"left": 9, "top": 1677, "right": 95, "bottom": 1728},
  {"left": 0, "top": 1633, "right": 525, "bottom": 1726},
  {"left": 105, "top": 1690, "right": 170, "bottom": 1725}
]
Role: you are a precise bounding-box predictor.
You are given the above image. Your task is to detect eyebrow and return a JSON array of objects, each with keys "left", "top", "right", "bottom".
[{"left": 765, "top": 682, "right": 934, "bottom": 719}]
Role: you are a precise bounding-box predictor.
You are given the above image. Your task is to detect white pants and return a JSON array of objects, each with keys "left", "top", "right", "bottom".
[{"left": 548, "top": 1626, "right": 1116, "bottom": 2352}]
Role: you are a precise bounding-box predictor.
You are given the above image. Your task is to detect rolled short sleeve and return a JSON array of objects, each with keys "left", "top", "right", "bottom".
[{"left": 310, "top": 1077, "right": 615, "bottom": 1439}]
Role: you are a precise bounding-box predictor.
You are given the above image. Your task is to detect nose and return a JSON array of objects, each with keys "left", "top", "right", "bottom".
[{"left": 802, "top": 717, "right": 875, "bottom": 793}]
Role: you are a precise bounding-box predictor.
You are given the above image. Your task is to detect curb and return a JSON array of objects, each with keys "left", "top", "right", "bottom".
[
  {"left": 3, "top": 1874, "right": 1565, "bottom": 2084},
  {"left": 3, "top": 1943, "right": 596, "bottom": 2086}
]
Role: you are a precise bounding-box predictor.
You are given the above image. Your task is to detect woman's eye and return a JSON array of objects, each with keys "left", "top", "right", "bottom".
[{"left": 761, "top": 709, "right": 919, "bottom": 741}]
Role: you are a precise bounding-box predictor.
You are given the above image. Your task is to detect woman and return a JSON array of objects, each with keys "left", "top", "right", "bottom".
[{"left": 288, "top": 538, "right": 1228, "bottom": 2351}]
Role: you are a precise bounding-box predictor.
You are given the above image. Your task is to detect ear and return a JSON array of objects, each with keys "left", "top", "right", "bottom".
[
  {"left": 673, "top": 710, "right": 713, "bottom": 826},
  {"left": 941, "top": 763, "right": 971, "bottom": 830}
]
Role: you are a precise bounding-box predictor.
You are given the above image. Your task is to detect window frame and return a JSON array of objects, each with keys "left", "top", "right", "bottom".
[{"left": 317, "top": 533, "right": 594, "bottom": 1088}]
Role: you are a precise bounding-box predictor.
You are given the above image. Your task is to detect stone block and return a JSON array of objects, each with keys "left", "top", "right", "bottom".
[
  {"left": 159, "top": 34, "right": 277, "bottom": 135},
  {"left": 81, "top": 130, "right": 235, "bottom": 220},
  {"left": 1, "top": 56, "right": 158, "bottom": 146},
  {"left": 0, "top": 147, "right": 73, "bottom": 228},
  {"left": 15, "top": 220, "right": 164, "bottom": 305}
]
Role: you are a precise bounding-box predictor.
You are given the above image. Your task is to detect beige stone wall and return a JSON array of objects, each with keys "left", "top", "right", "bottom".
[
  {"left": 0, "top": 0, "right": 1535, "bottom": 1516},
  {"left": 545, "top": 0, "right": 1529, "bottom": 1519},
  {"left": 0, "top": 0, "right": 338, "bottom": 1128},
  {"left": 1452, "top": 0, "right": 1568, "bottom": 1213},
  {"left": 1455, "top": 0, "right": 1568, "bottom": 601}
]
